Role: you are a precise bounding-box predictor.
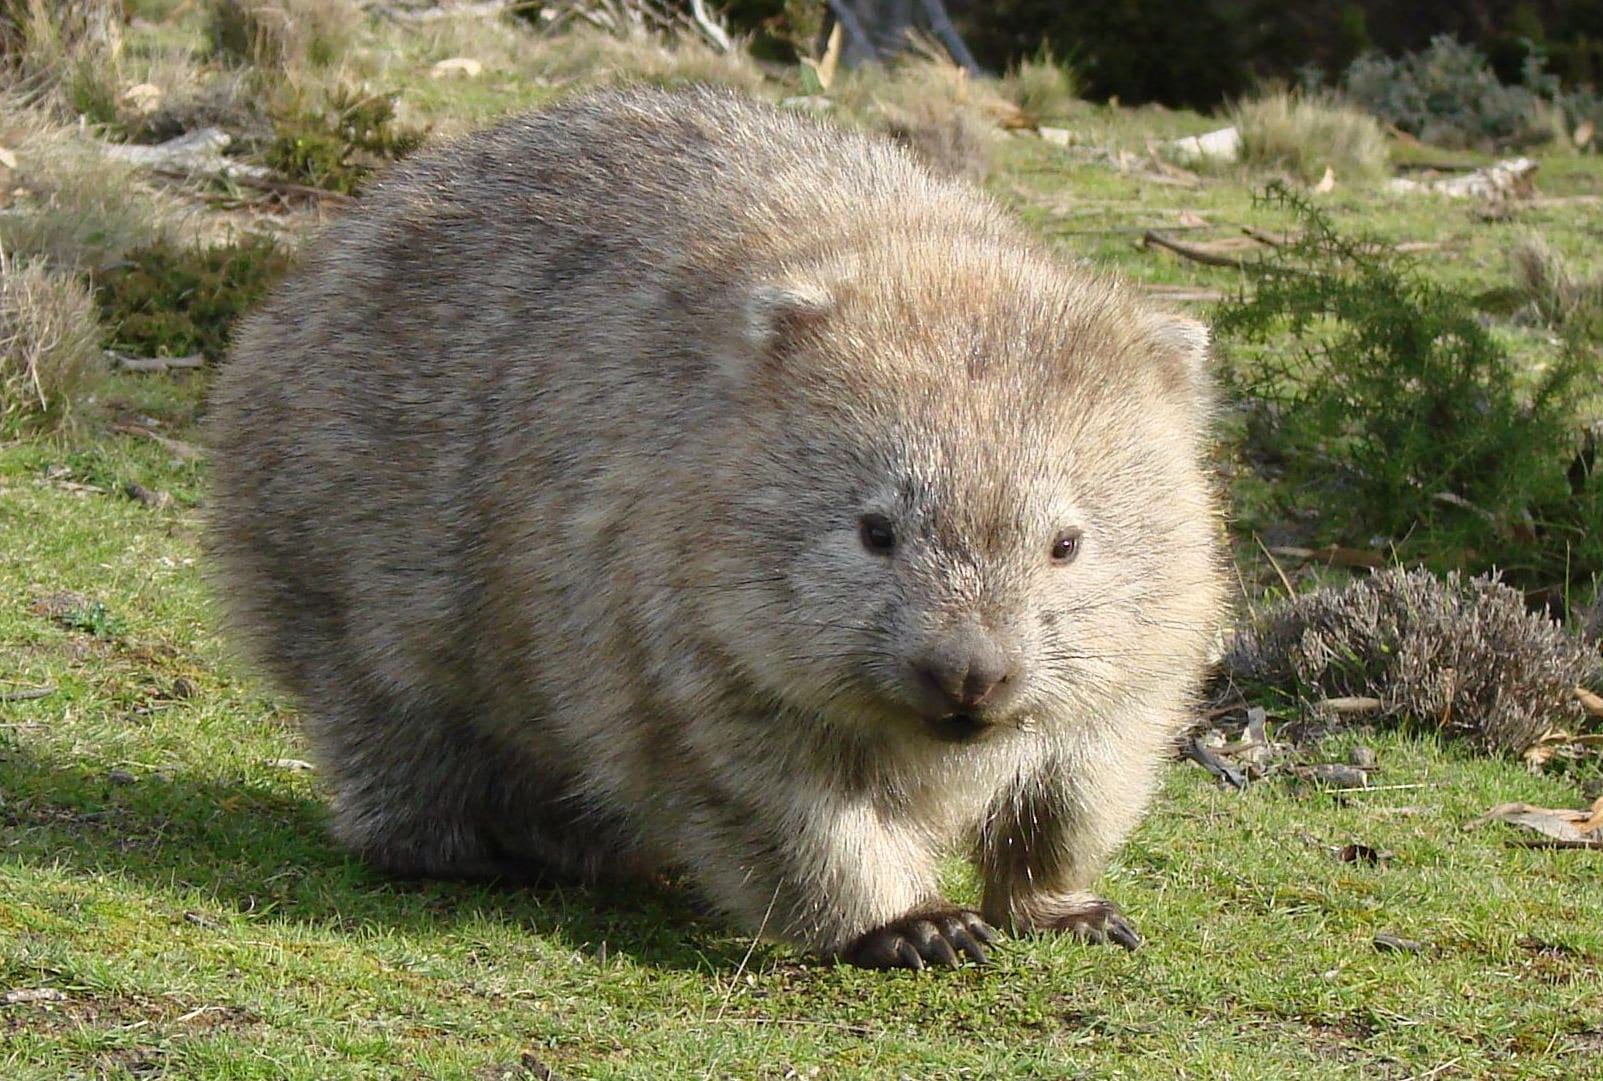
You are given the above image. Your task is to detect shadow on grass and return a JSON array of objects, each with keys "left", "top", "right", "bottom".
[{"left": 0, "top": 743, "right": 756, "bottom": 971}]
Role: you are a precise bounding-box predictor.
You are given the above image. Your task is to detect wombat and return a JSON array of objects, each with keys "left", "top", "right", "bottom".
[{"left": 207, "top": 86, "right": 1225, "bottom": 969}]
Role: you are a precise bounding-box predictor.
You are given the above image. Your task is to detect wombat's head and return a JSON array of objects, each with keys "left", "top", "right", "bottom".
[{"left": 696, "top": 240, "right": 1223, "bottom": 747}]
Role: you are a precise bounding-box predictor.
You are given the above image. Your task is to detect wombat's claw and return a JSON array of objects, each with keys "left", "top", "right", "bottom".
[
  {"left": 844, "top": 906, "right": 997, "bottom": 970},
  {"left": 1051, "top": 898, "right": 1141, "bottom": 951}
]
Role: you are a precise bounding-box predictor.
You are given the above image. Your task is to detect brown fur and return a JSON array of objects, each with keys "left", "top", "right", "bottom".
[{"left": 206, "top": 86, "right": 1226, "bottom": 964}]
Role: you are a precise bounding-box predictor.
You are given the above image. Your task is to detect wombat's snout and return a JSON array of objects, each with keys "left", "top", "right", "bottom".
[{"left": 909, "top": 625, "right": 1018, "bottom": 733}]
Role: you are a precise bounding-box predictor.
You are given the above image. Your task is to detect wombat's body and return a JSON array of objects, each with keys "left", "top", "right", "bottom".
[{"left": 208, "top": 87, "right": 1224, "bottom": 967}]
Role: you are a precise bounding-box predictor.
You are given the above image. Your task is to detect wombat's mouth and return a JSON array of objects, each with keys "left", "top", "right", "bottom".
[{"left": 924, "top": 712, "right": 995, "bottom": 744}]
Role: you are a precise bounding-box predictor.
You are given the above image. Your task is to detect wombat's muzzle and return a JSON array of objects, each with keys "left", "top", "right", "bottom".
[{"left": 908, "top": 624, "right": 1020, "bottom": 741}]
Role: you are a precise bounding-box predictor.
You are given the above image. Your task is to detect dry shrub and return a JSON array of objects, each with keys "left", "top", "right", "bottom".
[
  {"left": 0, "top": 253, "right": 104, "bottom": 431},
  {"left": 1223, "top": 568, "right": 1599, "bottom": 755},
  {"left": 830, "top": 56, "right": 1007, "bottom": 181},
  {"left": 206, "top": 0, "right": 363, "bottom": 73},
  {"left": 1228, "top": 90, "right": 1389, "bottom": 183},
  {"left": 0, "top": 95, "right": 185, "bottom": 270},
  {"left": 1509, "top": 234, "right": 1603, "bottom": 333}
]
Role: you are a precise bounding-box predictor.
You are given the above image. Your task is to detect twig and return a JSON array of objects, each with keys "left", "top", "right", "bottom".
[
  {"left": 108, "top": 352, "right": 205, "bottom": 373},
  {"left": 152, "top": 166, "right": 356, "bottom": 207},
  {"left": 0, "top": 685, "right": 56, "bottom": 702},
  {"left": 686, "top": 0, "right": 732, "bottom": 52},
  {"left": 1327, "top": 783, "right": 1431, "bottom": 795},
  {"left": 1267, "top": 545, "right": 1387, "bottom": 570},
  {"left": 1243, "top": 226, "right": 1298, "bottom": 247},
  {"left": 1505, "top": 837, "right": 1603, "bottom": 851},
  {"left": 1140, "top": 230, "right": 1250, "bottom": 269},
  {"left": 1253, "top": 533, "right": 1296, "bottom": 599},
  {"left": 111, "top": 424, "right": 206, "bottom": 462}
]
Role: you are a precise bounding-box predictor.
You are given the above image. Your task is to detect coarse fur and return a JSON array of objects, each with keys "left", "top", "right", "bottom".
[{"left": 207, "top": 86, "right": 1226, "bottom": 965}]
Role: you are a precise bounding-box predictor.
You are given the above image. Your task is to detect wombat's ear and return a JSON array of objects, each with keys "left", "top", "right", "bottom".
[
  {"left": 743, "top": 282, "right": 834, "bottom": 356},
  {"left": 1144, "top": 313, "right": 1213, "bottom": 402}
]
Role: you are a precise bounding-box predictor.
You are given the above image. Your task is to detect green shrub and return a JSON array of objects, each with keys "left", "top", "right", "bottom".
[
  {"left": 1341, "top": 36, "right": 1550, "bottom": 150},
  {"left": 94, "top": 236, "right": 294, "bottom": 362},
  {"left": 265, "top": 86, "right": 425, "bottom": 195},
  {"left": 1216, "top": 184, "right": 1603, "bottom": 592},
  {"left": 0, "top": 254, "right": 104, "bottom": 432},
  {"left": 1229, "top": 90, "right": 1389, "bottom": 183}
]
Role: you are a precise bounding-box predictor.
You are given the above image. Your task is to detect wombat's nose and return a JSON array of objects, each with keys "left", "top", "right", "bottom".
[{"left": 913, "top": 629, "right": 1013, "bottom": 713}]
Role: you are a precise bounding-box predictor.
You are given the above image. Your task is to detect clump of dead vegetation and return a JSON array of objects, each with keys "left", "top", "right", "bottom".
[
  {"left": 0, "top": 0, "right": 124, "bottom": 123},
  {"left": 1228, "top": 90, "right": 1389, "bottom": 183},
  {"left": 1222, "top": 568, "right": 1601, "bottom": 756},
  {"left": 0, "top": 96, "right": 187, "bottom": 270},
  {"left": 1509, "top": 234, "right": 1603, "bottom": 337},
  {"left": 828, "top": 52, "right": 1012, "bottom": 180},
  {"left": 997, "top": 49, "right": 1077, "bottom": 128},
  {"left": 0, "top": 252, "right": 104, "bottom": 431},
  {"left": 206, "top": 0, "right": 363, "bottom": 73}
]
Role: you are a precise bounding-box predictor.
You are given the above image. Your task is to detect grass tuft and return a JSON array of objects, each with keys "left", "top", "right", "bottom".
[
  {"left": 1228, "top": 90, "right": 1390, "bottom": 183},
  {"left": 0, "top": 0, "right": 125, "bottom": 123},
  {"left": 0, "top": 253, "right": 104, "bottom": 432},
  {"left": 999, "top": 48, "right": 1078, "bottom": 127},
  {"left": 205, "top": 0, "right": 363, "bottom": 73},
  {"left": 830, "top": 56, "right": 1006, "bottom": 180},
  {"left": 1509, "top": 233, "right": 1603, "bottom": 335}
]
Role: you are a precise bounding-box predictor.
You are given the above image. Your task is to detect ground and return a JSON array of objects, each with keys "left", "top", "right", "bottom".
[{"left": 2, "top": 6, "right": 1602, "bottom": 1079}]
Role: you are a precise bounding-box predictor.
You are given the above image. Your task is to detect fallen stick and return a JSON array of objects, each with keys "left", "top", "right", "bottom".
[
  {"left": 109, "top": 352, "right": 205, "bottom": 373},
  {"left": 111, "top": 424, "right": 206, "bottom": 462},
  {"left": 0, "top": 685, "right": 56, "bottom": 702},
  {"left": 152, "top": 166, "right": 356, "bottom": 207},
  {"left": 1140, "top": 230, "right": 1250, "bottom": 269}
]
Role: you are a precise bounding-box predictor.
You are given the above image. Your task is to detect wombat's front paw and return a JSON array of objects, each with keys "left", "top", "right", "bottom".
[
  {"left": 842, "top": 905, "right": 997, "bottom": 970},
  {"left": 1044, "top": 896, "right": 1141, "bottom": 951}
]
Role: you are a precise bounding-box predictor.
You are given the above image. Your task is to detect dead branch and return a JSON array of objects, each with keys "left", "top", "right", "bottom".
[{"left": 1140, "top": 230, "right": 1250, "bottom": 269}]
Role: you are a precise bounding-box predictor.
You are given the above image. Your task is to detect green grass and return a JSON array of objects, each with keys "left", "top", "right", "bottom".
[
  {"left": 3, "top": 8, "right": 1603, "bottom": 1078},
  {"left": 3, "top": 416, "right": 1601, "bottom": 1078}
]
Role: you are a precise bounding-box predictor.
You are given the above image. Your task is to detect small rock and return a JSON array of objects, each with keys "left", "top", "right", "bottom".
[
  {"left": 1038, "top": 126, "right": 1073, "bottom": 147},
  {"left": 431, "top": 57, "right": 483, "bottom": 79},
  {"left": 1373, "top": 932, "right": 1423, "bottom": 953},
  {"left": 169, "top": 677, "right": 196, "bottom": 700},
  {"left": 107, "top": 769, "right": 137, "bottom": 785},
  {"left": 1348, "top": 744, "right": 1378, "bottom": 770},
  {"left": 1167, "top": 126, "right": 1241, "bottom": 164},
  {"left": 124, "top": 481, "right": 172, "bottom": 510}
]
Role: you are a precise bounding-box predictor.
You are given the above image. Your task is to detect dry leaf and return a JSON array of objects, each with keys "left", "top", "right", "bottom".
[
  {"left": 1576, "top": 687, "right": 1603, "bottom": 717},
  {"left": 1177, "top": 210, "right": 1209, "bottom": 228},
  {"left": 1575, "top": 119, "right": 1595, "bottom": 148},
  {"left": 1468, "top": 798, "right": 1603, "bottom": 844},
  {"left": 1313, "top": 166, "right": 1336, "bottom": 193}
]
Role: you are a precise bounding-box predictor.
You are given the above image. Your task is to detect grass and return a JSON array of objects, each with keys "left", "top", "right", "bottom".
[
  {"left": 2, "top": 4, "right": 1602, "bottom": 1077},
  {"left": 1228, "top": 90, "right": 1390, "bottom": 184},
  {"left": 0, "top": 254, "right": 104, "bottom": 431}
]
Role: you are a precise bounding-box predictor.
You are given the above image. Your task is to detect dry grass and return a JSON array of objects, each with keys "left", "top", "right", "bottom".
[
  {"left": 514, "top": 24, "right": 769, "bottom": 96},
  {"left": 0, "top": 95, "right": 186, "bottom": 270},
  {"left": 830, "top": 56, "right": 1009, "bottom": 180},
  {"left": 999, "top": 50, "right": 1077, "bottom": 127},
  {"left": 1228, "top": 90, "right": 1390, "bottom": 183},
  {"left": 1509, "top": 233, "right": 1603, "bottom": 331},
  {"left": 206, "top": 0, "right": 364, "bottom": 74},
  {"left": 0, "top": 0, "right": 125, "bottom": 123},
  {"left": 0, "top": 252, "right": 104, "bottom": 431}
]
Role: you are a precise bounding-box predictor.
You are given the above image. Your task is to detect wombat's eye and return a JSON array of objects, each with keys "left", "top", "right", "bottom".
[
  {"left": 859, "top": 514, "right": 896, "bottom": 555},
  {"left": 1050, "top": 529, "right": 1082, "bottom": 564}
]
